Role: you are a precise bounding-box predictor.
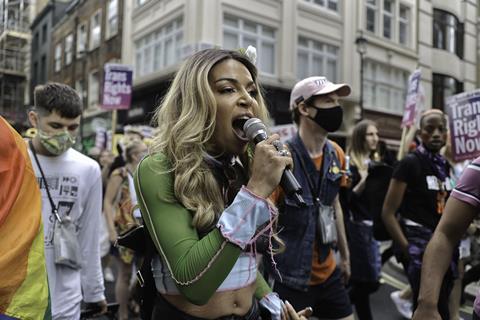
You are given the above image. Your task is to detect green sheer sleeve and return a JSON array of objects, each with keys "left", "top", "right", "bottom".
[
  {"left": 134, "top": 153, "right": 251, "bottom": 305},
  {"left": 255, "top": 271, "right": 272, "bottom": 300}
]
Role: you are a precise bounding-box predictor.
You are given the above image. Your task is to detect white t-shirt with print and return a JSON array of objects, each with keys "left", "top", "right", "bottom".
[{"left": 28, "top": 147, "right": 105, "bottom": 319}]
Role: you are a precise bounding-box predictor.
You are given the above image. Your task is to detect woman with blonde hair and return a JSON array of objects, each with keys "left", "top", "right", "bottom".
[
  {"left": 134, "top": 48, "right": 310, "bottom": 319},
  {"left": 344, "top": 120, "right": 382, "bottom": 320}
]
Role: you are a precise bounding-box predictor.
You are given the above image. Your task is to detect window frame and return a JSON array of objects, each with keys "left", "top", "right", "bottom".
[
  {"left": 134, "top": 17, "right": 183, "bottom": 77},
  {"left": 432, "top": 73, "right": 463, "bottom": 111},
  {"left": 54, "top": 43, "right": 62, "bottom": 72},
  {"left": 64, "top": 34, "right": 74, "bottom": 66},
  {"left": 89, "top": 9, "right": 102, "bottom": 51},
  {"left": 135, "top": 0, "right": 148, "bottom": 8},
  {"left": 365, "top": 0, "right": 378, "bottom": 33},
  {"left": 432, "top": 9, "right": 464, "bottom": 59},
  {"left": 365, "top": 0, "right": 412, "bottom": 47},
  {"left": 222, "top": 14, "right": 277, "bottom": 76},
  {"left": 296, "top": 36, "right": 339, "bottom": 82},
  {"left": 75, "top": 79, "right": 86, "bottom": 106},
  {"left": 106, "top": 0, "right": 119, "bottom": 40},
  {"left": 398, "top": 4, "right": 410, "bottom": 45},
  {"left": 302, "top": 0, "right": 339, "bottom": 12},
  {"left": 88, "top": 70, "right": 100, "bottom": 109},
  {"left": 363, "top": 59, "right": 409, "bottom": 115},
  {"left": 76, "top": 22, "right": 87, "bottom": 57},
  {"left": 382, "top": 0, "right": 394, "bottom": 39}
]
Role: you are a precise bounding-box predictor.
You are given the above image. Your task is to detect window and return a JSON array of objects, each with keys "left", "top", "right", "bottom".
[
  {"left": 32, "top": 62, "right": 38, "bottom": 86},
  {"left": 134, "top": 17, "right": 183, "bottom": 77},
  {"left": 135, "top": 0, "right": 148, "bottom": 7},
  {"left": 297, "top": 36, "right": 339, "bottom": 82},
  {"left": 399, "top": 5, "right": 409, "bottom": 45},
  {"left": 433, "top": 9, "right": 464, "bottom": 59},
  {"left": 42, "top": 23, "right": 47, "bottom": 43},
  {"left": 106, "top": 0, "right": 118, "bottom": 39},
  {"left": 366, "top": 1, "right": 411, "bottom": 46},
  {"left": 32, "top": 32, "right": 39, "bottom": 51},
  {"left": 64, "top": 34, "right": 73, "bottom": 65},
  {"left": 366, "top": 0, "right": 378, "bottom": 33},
  {"left": 363, "top": 60, "right": 409, "bottom": 114},
  {"left": 40, "top": 55, "right": 46, "bottom": 83},
  {"left": 383, "top": 0, "right": 394, "bottom": 39},
  {"left": 223, "top": 15, "right": 276, "bottom": 75},
  {"left": 90, "top": 10, "right": 102, "bottom": 50},
  {"left": 77, "top": 23, "right": 87, "bottom": 56},
  {"left": 54, "top": 43, "right": 62, "bottom": 72},
  {"left": 75, "top": 79, "right": 85, "bottom": 105},
  {"left": 88, "top": 71, "right": 99, "bottom": 109},
  {"left": 432, "top": 73, "right": 463, "bottom": 111},
  {"left": 303, "top": 0, "right": 338, "bottom": 12}
]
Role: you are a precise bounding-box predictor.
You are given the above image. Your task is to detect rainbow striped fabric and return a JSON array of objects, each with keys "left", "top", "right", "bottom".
[{"left": 0, "top": 117, "right": 51, "bottom": 319}]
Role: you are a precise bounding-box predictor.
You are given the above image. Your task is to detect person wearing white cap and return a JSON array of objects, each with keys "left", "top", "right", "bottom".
[{"left": 264, "top": 76, "right": 354, "bottom": 320}]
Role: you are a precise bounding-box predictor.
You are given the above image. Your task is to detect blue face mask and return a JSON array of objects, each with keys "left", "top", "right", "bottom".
[{"left": 308, "top": 105, "right": 343, "bottom": 132}]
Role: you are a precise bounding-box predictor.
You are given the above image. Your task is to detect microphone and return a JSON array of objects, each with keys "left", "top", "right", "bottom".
[{"left": 243, "top": 118, "right": 306, "bottom": 206}]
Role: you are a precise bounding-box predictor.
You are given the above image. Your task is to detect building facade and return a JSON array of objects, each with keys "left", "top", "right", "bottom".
[
  {"left": 0, "top": 0, "right": 31, "bottom": 126},
  {"left": 30, "top": 0, "right": 71, "bottom": 102},
  {"left": 122, "top": 0, "right": 480, "bottom": 147},
  {"left": 49, "top": 0, "right": 124, "bottom": 146}
]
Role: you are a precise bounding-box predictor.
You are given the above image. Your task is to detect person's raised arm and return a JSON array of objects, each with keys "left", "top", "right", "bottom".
[
  {"left": 381, "top": 179, "right": 408, "bottom": 257},
  {"left": 412, "top": 197, "right": 477, "bottom": 320}
]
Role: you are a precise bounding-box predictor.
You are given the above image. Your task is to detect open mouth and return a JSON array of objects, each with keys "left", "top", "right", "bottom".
[{"left": 232, "top": 116, "right": 250, "bottom": 142}]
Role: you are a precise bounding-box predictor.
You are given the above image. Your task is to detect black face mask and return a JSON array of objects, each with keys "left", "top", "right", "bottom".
[{"left": 308, "top": 105, "right": 343, "bottom": 132}]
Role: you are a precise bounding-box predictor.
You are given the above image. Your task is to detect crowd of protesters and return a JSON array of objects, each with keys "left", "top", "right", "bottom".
[{"left": 3, "top": 47, "right": 480, "bottom": 320}]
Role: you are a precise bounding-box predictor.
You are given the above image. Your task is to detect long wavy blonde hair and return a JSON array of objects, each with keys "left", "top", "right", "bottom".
[
  {"left": 348, "top": 119, "right": 379, "bottom": 170},
  {"left": 150, "top": 49, "right": 269, "bottom": 232}
]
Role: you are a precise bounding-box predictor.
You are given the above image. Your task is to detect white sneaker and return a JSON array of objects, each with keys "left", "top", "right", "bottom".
[
  {"left": 390, "top": 290, "right": 413, "bottom": 319},
  {"left": 104, "top": 267, "right": 115, "bottom": 283}
]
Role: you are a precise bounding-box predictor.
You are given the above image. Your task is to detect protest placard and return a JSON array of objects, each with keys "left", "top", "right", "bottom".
[
  {"left": 401, "top": 69, "right": 422, "bottom": 128},
  {"left": 101, "top": 63, "right": 133, "bottom": 110},
  {"left": 445, "top": 89, "right": 480, "bottom": 161}
]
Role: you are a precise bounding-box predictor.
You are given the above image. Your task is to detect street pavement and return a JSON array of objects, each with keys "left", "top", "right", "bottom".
[
  {"left": 371, "top": 256, "right": 474, "bottom": 320},
  {"left": 101, "top": 255, "right": 476, "bottom": 319}
]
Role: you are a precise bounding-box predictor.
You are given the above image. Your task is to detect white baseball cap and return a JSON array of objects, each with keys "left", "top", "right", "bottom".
[{"left": 289, "top": 76, "right": 351, "bottom": 110}]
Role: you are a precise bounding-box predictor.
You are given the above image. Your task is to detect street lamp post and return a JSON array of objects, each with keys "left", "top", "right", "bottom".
[{"left": 355, "top": 34, "right": 368, "bottom": 121}]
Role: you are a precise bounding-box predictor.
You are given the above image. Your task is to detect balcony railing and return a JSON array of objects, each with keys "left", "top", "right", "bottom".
[
  {"left": 0, "top": 19, "right": 30, "bottom": 34},
  {"left": 0, "top": 50, "right": 25, "bottom": 74}
]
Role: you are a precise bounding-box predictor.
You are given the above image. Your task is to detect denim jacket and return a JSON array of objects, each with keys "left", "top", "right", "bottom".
[{"left": 266, "top": 133, "right": 343, "bottom": 291}]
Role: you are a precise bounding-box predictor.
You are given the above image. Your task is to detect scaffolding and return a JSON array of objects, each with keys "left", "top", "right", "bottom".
[{"left": 0, "top": 0, "right": 29, "bottom": 124}]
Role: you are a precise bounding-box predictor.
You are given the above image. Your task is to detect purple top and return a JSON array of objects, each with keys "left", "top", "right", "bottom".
[{"left": 450, "top": 157, "right": 480, "bottom": 315}]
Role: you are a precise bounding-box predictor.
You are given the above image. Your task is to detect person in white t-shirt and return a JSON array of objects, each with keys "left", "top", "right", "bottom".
[{"left": 27, "top": 83, "right": 107, "bottom": 319}]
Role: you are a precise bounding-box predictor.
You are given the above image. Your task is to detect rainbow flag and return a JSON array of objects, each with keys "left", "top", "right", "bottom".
[{"left": 0, "top": 117, "right": 51, "bottom": 319}]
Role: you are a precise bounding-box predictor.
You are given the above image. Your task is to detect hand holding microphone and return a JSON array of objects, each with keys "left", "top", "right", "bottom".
[{"left": 244, "top": 118, "right": 306, "bottom": 206}]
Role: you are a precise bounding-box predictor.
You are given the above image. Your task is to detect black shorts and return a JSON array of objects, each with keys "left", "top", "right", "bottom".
[{"left": 273, "top": 267, "right": 353, "bottom": 319}]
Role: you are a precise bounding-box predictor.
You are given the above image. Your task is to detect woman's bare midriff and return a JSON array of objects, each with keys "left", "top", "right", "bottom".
[{"left": 162, "top": 281, "right": 257, "bottom": 319}]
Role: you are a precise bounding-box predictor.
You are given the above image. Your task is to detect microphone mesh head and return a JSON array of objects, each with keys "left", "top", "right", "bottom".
[{"left": 243, "top": 118, "right": 267, "bottom": 141}]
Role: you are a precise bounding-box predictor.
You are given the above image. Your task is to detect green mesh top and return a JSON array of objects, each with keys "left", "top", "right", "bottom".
[{"left": 134, "top": 153, "right": 272, "bottom": 305}]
